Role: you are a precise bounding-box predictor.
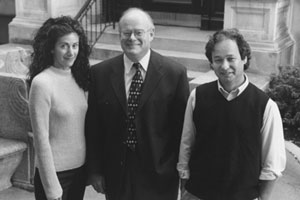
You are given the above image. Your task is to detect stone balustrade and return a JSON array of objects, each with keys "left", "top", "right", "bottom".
[{"left": 0, "top": 45, "right": 34, "bottom": 191}]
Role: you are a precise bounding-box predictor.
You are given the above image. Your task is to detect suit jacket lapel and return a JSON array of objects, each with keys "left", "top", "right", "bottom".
[
  {"left": 110, "top": 55, "right": 127, "bottom": 114},
  {"left": 139, "top": 51, "right": 164, "bottom": 109}
]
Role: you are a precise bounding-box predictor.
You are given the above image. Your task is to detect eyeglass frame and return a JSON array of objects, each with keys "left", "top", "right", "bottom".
[{"left": 120, "top": 28, "right": 153, "bottom": 39}]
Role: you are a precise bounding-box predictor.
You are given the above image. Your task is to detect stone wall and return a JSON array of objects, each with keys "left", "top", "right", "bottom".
[
  {"left": 9, "top": 0, "right": 86, "bottom": 44},
  {"left": 224, "top": 0, "right": 294, "bottom": 75}
]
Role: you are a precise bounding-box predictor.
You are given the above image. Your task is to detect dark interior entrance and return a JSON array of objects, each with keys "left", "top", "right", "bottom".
[
  {"left": 200, "top": 0, "right": 225, "bottom": 30},
  {"left": 114, "top": 0, "right": 224, "bottom": 30},
  {"left": 143, "top": 0, "right": 201, "bottom": 14}
]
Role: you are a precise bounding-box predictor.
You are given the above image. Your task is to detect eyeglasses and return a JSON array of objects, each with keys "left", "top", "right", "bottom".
[{"left": 120, "top": 29, "right": 152, "bottom": 38}]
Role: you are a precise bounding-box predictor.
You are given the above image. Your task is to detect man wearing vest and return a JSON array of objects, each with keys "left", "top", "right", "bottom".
[{"left": 177, "top": 28, "right": 286, "bottom": 200}]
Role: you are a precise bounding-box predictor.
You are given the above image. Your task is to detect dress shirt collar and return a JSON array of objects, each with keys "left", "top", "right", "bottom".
[
  {"left": 124, "top": 50, "right": 150, "bottom": 75},
  {"left": 217, "top": 74, "right": 249, "bottom": 101}
]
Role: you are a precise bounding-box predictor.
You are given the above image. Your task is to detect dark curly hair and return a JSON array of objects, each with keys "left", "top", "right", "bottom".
[
  {"left": 205, "top": 28, "right": 251, "bottom": 70},
  {"left": 28, "top": 16, "right": 91, "bottom": 91}
]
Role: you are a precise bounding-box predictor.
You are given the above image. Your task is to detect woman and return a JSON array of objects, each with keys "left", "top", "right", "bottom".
[{"left": 28, "top": 16, "right": 90, "bottom": 200}]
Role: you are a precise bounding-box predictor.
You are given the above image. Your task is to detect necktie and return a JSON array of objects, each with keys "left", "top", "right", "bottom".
[{"left": 126, "top": 63, "right": 143, "bottom": 150}]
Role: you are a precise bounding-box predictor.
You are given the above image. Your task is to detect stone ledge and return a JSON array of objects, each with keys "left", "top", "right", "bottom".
[
  {"left": 0, "top": 138, "right": 27, "bottom": 159},
  {"left": 285, "top": 141, "right": 300, "bottom": 165}
]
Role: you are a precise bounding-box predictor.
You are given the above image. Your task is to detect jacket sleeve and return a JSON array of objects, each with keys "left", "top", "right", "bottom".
[{"left": 85, "top": 66, "right": 105, "bottom": 177}]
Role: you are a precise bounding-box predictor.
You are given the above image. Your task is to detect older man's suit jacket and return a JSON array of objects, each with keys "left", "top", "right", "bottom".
[{"left": 85, "top": 50, "right": 189, "bottom": 199}]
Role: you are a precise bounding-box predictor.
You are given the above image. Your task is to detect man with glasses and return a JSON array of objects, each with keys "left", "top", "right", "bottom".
[{"left": 85, "top": 7, "right": 190, "bottom": 200}]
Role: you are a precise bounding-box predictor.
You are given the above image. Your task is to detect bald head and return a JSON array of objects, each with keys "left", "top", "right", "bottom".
[{"left": 119, "top": 8, "right": 154, "bottom": 30}]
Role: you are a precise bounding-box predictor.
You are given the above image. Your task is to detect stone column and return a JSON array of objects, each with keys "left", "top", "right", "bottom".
[
  {"left": 224, "top": 0, "right": 294, "bottom": 75},
  {"left": 9, "top": 0, "right": 85, "bottom": 44}
]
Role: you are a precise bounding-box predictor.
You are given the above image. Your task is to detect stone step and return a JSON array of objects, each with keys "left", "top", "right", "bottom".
[
  {"left": 90, "top": 43, "right": 211, "bottom": 73},
  {"left": 87, "top": 25, "right": 212, "bottom": 54},
  {"left": 0, "top": 44, "right": 270, "bottom": 92},
  {"left": 88, "top": 25, "right": 213, "bottom": 74},
  {"left": 0, "top": 43, "right": 210, "bottom": 80},
  {"left": 88, "top": 58, "right": 269, "bottom": 92},
  {"left": 88, "top": 58, "right": 204, "bottom": 82}
]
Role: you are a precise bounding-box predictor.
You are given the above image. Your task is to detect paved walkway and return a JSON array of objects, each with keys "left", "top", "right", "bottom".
[
  {"left": 0, "top": 186, "right": 105, "bottom": 200},
  {"left": 1, "top": 141, "right": 300, "bottom": 200}
]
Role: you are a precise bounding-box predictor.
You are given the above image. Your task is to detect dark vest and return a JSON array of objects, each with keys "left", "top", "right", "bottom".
[{"left": 186, "top": 81, "right": 269, "bottom": 200}]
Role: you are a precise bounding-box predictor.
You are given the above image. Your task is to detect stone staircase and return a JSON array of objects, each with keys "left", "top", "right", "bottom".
[
  {"left": 89, "top": 25, "right": 211, "bottom": 72},
  {"left": 0, "top": 25, "right": 270, "bottom": 91},
  {"left": 88, "top": 24, "right": 270, "bottom": 90}
]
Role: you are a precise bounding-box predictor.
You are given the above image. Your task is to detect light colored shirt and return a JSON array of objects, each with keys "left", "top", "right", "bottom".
[
  {"left": 29, "top": 66, "right": 87, "bottom": 199},
  {"left": 177, "top": 75, "right": 286, "bottom": 181},
  {"left": 124, "top": 50, "right": 150, "bottom": 99}
]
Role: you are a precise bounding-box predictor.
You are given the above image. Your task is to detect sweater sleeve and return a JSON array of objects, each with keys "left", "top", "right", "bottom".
[{"left": 29, "top": 77, "right": 63, "bottom": 200}]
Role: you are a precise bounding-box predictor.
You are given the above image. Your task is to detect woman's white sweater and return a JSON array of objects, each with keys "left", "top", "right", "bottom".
[{"left": 29, "top": 66, "right": 87, "bottom": 199}]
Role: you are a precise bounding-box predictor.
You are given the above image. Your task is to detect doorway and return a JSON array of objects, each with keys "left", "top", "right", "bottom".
[{"left": 113, "top": 0, "right": 224, "bottom": 30}]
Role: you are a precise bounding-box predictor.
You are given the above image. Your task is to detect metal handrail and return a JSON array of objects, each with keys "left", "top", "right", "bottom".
[{"left": 75, "top": 0, "right": 115, "bottom": 48}]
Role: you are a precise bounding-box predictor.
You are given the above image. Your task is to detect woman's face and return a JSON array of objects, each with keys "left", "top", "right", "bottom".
[{"left": 52, "top": 32, "right": 79, "bottom": 70}]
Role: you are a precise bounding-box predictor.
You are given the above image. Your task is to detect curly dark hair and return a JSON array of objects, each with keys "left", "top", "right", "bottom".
[
  {"left": 28, "top": 16, "right": 91, "bottom": 91},
  {"left": 205, "top": 28, "right": 251, "bottom": 70}
]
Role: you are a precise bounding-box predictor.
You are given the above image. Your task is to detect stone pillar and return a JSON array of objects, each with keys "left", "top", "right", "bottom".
[
  {"left": 0, "top": 0, "right": 16, "bottom": 44},
  {"left": 290, "top": 0, "right": 300, "bottom": 65},
  {"left": 224, "top": 0, "right": 294, "bottom": 75},
  {"left": 8, "top": 0, "right": 85, "bottom": 44}
]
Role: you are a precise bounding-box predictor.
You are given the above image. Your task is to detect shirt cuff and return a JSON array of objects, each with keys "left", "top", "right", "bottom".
[
  {"left": 259, "top": 168, "right": 282, "bottom": 180},
  {"left": 179, "top": 170, "right": 190, "bottom": 179},
  {"left": 177, "top": 163, "right": 190, "bottom": 179}
]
